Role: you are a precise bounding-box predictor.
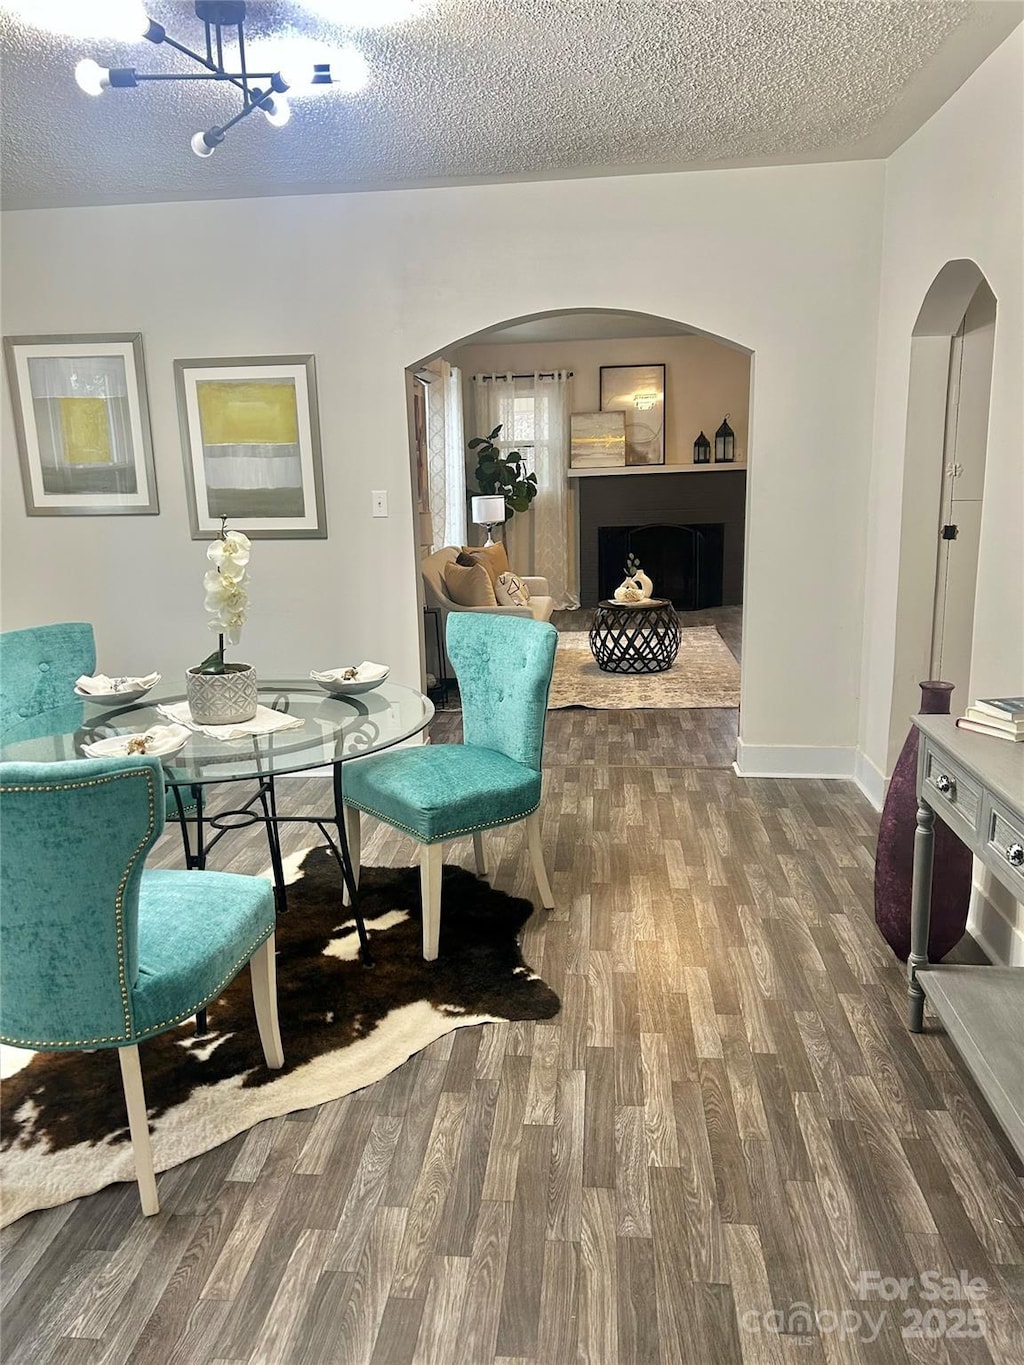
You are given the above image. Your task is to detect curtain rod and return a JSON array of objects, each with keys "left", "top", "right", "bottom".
[{"left": 475, "top": 371, "right": 573, "bottom": 381}]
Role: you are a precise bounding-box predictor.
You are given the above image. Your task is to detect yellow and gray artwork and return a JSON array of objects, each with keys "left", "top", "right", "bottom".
[{"left": 195, "top": 378, "right": 305, "bottom": 520}]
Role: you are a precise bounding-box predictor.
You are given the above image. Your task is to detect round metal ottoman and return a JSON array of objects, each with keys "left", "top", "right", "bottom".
[{"left": 588, "top": 599, "right": 681, "bottom": 674}]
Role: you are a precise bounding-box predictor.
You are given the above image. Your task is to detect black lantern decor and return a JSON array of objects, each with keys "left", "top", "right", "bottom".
[
  {"left": 714, "top": 416, "right": 735, "bottom": 463},
  {"left": 693, "top": 431, "right": 711, "bottom": 464}
]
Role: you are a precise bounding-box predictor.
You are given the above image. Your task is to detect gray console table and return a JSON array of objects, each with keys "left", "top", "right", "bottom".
[{"left": 908, "top": 714, "right": 1024, "bottom": 1159}]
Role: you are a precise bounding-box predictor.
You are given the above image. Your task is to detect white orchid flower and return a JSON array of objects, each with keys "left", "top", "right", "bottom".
[{"left": 207, "top": 530, "right": 251, "bottom": 575}]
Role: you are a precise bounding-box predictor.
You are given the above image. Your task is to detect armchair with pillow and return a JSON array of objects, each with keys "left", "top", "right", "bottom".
[{"left": 422, "top": 543, "right": 554, "bottom": 679}]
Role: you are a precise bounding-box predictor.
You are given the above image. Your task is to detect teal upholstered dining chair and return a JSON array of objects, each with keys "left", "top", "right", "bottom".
[
  {"left": 342, "top": 613, "right": 558, "bottom": 960},
  {"left": 0, "top": 622, "right": 95, "bottom": 739},
  {"left": 0, "top": 754, "right": 283, "bottom": 1216}
]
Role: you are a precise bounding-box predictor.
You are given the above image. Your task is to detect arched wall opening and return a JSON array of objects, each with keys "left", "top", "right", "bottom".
[
  {"left": 887, "top": 260, "right": 997, "bottom": 770},
  {"left": 404, "top": 307, "right": 754, "bottom": 751}
]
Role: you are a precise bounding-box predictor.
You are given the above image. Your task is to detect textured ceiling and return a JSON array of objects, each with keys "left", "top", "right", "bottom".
[{"left": 0, "top": 1, "right": 1020, "bottom": 210}]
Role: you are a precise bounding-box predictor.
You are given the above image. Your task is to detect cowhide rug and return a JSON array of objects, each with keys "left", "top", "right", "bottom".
[{"left": 0, "top": 849, "right": 559, "bottom": 1227}]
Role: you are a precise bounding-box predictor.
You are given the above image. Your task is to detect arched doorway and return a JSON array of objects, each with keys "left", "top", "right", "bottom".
[
  {"left": 406, "top": 307, "right": 754, "bottom": 758},
  {"left": 887, "top": 261, "right": 997, "bottom": 769}
]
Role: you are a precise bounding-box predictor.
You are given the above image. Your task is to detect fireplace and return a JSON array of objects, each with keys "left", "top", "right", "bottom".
[
  {"left": 598, "top": 523, "right": 724, "bottom": 609},
  {"left": 576, "top": 468, "right": 745, "bottom": 608}
]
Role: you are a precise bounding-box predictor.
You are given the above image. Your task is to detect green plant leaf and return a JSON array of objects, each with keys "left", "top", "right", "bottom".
[
  {"left": 196, "top": 648, "right": 226, "bottom": 675},
  {"left": 467, "top": 437, "right": 486, "bottom": 449},
  {"left": 488, "top": 425, "right": 502, "bottom": 441}
]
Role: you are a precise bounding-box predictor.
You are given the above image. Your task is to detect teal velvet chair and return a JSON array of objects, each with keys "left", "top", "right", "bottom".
[
  {"left": 342, "top": 613, "right": 558, "bottom": 960},
  {"left": 0, "top": 755, "right": 283, "bottom": 1216},
  {"left": 0, "top": 622, "right": 95, "bottom": 738}
]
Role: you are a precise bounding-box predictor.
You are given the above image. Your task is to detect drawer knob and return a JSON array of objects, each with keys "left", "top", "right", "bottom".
[
  {"left": 935, "top": 773, "right": 955, "bottom": 796},
  {"left": 1007, "top": 843, "right": 1024, "bottom": 868}
]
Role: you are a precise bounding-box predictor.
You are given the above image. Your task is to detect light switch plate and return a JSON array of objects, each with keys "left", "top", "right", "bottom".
[{"left": 372, "top": 490, "right": 388, "bottom": 517}]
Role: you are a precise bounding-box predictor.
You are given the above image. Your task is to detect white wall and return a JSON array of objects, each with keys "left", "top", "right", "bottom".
[
  {"left": 1, "top": 161, "right": 884, "bottom": 759},
  {"left": 857, "top": 28, "right": 1023, "bottom": 954},
  {"left": 453, "top": 333, "right": 751, "bottom": 466}
]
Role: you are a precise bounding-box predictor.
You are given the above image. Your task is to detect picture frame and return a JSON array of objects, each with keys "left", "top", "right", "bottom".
[
  {"left": 174, "top": 354, "right": 327, "bottom": 540},
  {"left": 599, "top": 363, "right": 666, "bottom": 466},
  {"left": 3, "top": 332, "right": 158, "bottom": 516},
  {"left": 570, "top": 411, "right": 626, "bottom": 468}
]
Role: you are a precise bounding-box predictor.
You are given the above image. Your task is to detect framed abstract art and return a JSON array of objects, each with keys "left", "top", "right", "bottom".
[
  {"left": 175, "top": 353, "right": 327, "bottom": 539},
  {"left": 599, "top": 363, "right": 666, "bottom": 466},
  {"left": 3, "top": 332, "right": 158, "bottom": 516}
]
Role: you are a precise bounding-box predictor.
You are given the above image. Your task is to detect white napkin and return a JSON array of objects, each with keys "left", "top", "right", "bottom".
[
  {"left": 75, "top": 672, "right": 161, "bottom": 695},
  {"left": 81, "top": 724, "right": 191, "bottom": 759},
  {"left": 157, "top": 700, "right": 305, "bottom": 742},
  {"left": 310, "top": 661, "right": 389, "bottom": 685}
]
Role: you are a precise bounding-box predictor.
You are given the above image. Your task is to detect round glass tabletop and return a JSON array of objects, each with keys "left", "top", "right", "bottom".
[{"left": 0, "top": 679, "right": 434, "bottom": 786}]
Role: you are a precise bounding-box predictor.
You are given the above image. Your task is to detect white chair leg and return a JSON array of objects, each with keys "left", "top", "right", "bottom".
[
  {"left": 526, "top": 811, "right": 554, "bottom": 909},
  {"left": 420, "top": 843, "right": 444, "bottom": 962},
  {"left": 342, "top": 806, "right": 361, "bottom": 906},
  {"left": 472, "top": 831, "right": 487, "bottom": 878},
  {"left": 117, "top": 1045, "right": 159, "bottom": 1217},
  {"left": 250, "top": 935, "right": 285, "bottom": 1070}
]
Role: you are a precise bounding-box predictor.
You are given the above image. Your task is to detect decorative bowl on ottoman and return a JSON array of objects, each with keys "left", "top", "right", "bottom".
[{"left": 186, "top": 662, "right": 258, "bottom": 725}]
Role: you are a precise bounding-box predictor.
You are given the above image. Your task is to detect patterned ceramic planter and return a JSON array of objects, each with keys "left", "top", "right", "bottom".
[{"left": 185, "top": 663, "right": 258, "bottom": 725}]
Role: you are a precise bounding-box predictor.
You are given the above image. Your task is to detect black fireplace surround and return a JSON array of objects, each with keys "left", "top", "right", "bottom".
[
  {"left": 598, "top": 523, "right": 724, "bottom": 610},
  {"left": 578, "top": 469, "right": 745, "bottom": 609}
]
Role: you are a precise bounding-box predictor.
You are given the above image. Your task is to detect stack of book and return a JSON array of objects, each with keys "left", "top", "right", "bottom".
[{"left": 956, "top": 696, "right": 1024, "bottom": 742}]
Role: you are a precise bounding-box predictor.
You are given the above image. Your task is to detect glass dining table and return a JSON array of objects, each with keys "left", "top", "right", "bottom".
[{"left": 1, "top": 679, "right": 435, "bottom": 983}]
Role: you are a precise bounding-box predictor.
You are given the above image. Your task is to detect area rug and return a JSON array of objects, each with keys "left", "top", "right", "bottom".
[
  {"left": 547, "top": 626, "right": 740, "bottom": 709},
  {"left": 0, "top": 850, "right": 559, "bottom": 1227}
]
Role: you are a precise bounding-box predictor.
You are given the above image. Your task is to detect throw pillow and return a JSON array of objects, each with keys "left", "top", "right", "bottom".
[
  {"left": 458, "top": 542, "right": 511, "bottom": 584},
  {"left": 444, "top": 560, "right": 498, "bottom": 608},
  {"left": 495, "top": 572, "right": 532, "bottom": 607}
]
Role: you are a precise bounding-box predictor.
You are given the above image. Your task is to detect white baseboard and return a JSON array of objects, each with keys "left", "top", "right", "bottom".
[
  {"left": 733, "top": 741, "right": 887, "bottom": 812},
  {"left": 853, "top": 749, "right": 886, "bottom": 812},
  {"left": 733, "top": 741, "right": 857, "bottom": 781},
  {"left": 968, "top": 877, "right": 1024, "bottom": 967}
]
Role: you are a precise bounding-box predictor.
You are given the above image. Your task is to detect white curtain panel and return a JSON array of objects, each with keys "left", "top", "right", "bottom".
[
  {"left": 424, "top": 361, "right": 467, "bottom": 551},
  {"left": 444, "top": 365, "right": 467, "bottom": 547},
  {"left": 471, "top": 372, "right": 579, "bottom": 609}
]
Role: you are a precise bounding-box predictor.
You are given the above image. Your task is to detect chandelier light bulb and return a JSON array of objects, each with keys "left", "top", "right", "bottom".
[
  {"left": 331, "top": 45, "right": 369, "bottom": 94},
  {"left": 262, "top": 95, "right": 291, "bottom": 128},
  {"left": 13, "top": 0, "right": 151, "bottom": 41},
  {"left": 190, "top": 130, "right": 217, "bottom": 158},
  {"left": 75, "top": 59, "right": 110, "bottom": 96}
]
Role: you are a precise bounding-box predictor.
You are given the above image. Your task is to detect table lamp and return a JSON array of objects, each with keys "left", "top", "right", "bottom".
[{"left": 471, "top": 495, "right": 506, "bottom": 547}]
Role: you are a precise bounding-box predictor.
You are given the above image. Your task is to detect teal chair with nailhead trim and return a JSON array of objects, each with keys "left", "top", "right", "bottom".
[
  {"left": 0, "top": 755, "right": 284, "bottom": 1215},
  {"left": 342, "top": 613, "right": 558, "bottom": 960}
]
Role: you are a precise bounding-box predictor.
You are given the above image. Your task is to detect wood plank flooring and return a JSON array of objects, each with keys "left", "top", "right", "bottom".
[{"left": 4, "top": 696, "right": 1023, "bottom": 1364}]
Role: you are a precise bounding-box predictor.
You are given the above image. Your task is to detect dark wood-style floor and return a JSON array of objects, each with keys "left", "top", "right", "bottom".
[{"left": 4, "top": 694, "right": 1024, "bottom": 1363}]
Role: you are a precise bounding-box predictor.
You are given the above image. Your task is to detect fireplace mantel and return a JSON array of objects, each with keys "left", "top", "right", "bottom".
[{"left": 568, "top": 462, "right": 747, "bottom": 479}]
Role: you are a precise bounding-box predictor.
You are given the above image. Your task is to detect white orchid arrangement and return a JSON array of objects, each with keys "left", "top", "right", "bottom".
[{"left": 197, "top": 518, "right": 252, "bottom": 674}]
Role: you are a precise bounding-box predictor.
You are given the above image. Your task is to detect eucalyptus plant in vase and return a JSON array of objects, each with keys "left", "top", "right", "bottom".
[{"left": 184, "top": 518, "right": 258, "bottom": 725}]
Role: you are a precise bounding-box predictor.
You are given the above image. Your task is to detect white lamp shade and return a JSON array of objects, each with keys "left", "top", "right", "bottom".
[{"left": 471, "top": 495, "right": 506, "bottom": 525}]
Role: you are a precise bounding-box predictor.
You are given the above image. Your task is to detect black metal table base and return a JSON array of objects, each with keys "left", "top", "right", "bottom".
[
  {"left": 170, "top": 761, "right": 372, "bottom": 1035},
  {"left": 588, "top": 599, "right": 682, "bottom": 674}
]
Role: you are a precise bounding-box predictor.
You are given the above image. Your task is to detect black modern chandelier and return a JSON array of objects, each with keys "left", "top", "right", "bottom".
[{"left": 74, "top": 1, "right": 336, "bottom": 157}]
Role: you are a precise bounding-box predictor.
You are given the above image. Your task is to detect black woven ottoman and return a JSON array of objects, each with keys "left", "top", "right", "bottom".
[{"left": 588, "top": 599, "right": 681, "bottom": 674}]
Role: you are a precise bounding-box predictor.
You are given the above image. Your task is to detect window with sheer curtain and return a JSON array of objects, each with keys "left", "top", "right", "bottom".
[{"left": 471, "top": 372, "right": 579, "bottom": 610}]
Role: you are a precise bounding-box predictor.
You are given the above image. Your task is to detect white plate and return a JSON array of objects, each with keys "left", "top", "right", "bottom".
[
  {"left": 75, "top": 674, "right": 161, "bottom": 704},
  {"left": 310, "top": 664, "right": 390, "bottom": 696},
  {"left": 81, "top": 724, "right": 191, "bottom": 760}
]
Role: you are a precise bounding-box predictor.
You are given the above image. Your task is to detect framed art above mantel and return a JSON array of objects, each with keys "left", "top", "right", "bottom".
[
  {"left": 599, "top": 363, "right": 666, "bottom": 466},
  {"left": 3, "top": 332, "right": 158, "bottom": 517}
]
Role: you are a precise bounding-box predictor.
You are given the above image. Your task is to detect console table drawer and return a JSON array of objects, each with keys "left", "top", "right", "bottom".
[
  {"left": 922, "top": 741, "right": 983, "bottom": 837},
  {"left": 984, "top": 796, "right": 1024, "bottom": 900}
]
